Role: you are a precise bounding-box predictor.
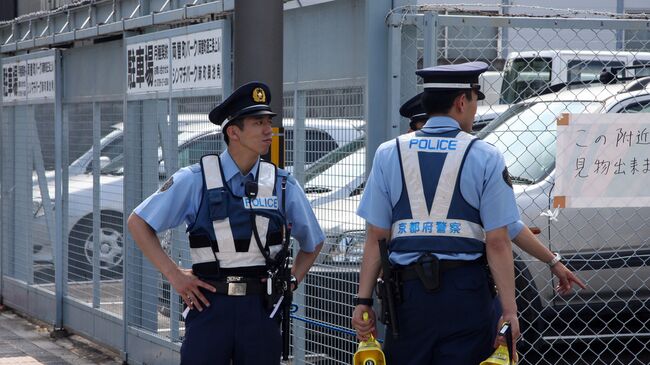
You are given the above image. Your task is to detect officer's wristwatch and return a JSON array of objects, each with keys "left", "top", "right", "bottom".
[
  {"left": 290, "top": 275, "right": 299, "bottom": 291},
  {"left": 547, "top": 252, "right": 563, "bottom": 267},
  {"left": 352, "top": 296, "right": 374, "bottom": 306}
]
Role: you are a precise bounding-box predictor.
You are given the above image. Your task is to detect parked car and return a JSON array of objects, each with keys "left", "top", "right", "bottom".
[
  {"left": 31, "top": 117, "right": 366, "bottom": 282},
  {"left": 31, "top": 126, "right": 225, "bottom": 280},
  {"left": 477, "top": 76, "right": 650, "bottom": 347},
  {"left": 500, "top": 49, "right": 650, "bottom": 104}
]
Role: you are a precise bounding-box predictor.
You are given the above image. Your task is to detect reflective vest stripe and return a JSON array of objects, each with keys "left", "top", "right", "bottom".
[
  {"left": 257, "top": 162, "right": 275, "bottom": 197},
  {"left": 191, "top": 247, "right": 217, "bottom": 264},
  {"left": 201, "top": 156, "right": 237, "bottom": 254},
  {"left": 203, "top": 155, "right": 224, "bottom": 189},
  {"left": 392, "top": 131, "right": 485, "bottom": 243},
  {"left": 248, "top": 216, "right": 269, "bottom": 253}
]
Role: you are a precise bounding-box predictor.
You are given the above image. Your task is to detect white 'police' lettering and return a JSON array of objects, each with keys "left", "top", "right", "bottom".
[
  {"left": 243, "top": 197, "right": 279, "bottom": 210},
  {"left": 408, "top": 138, "right": 457, "bottom": 151}
]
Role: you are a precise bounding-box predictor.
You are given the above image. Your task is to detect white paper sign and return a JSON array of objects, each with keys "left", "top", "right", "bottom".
[
  {"left": 126, "top": 29, "right": 223, "bottom": 94},
  {"left": 26, "top": 56, "right": 55, "bottom": 100},
  {"left": 170, "top": 29, "right": 223, "bottom": 90},
  {"left": 126, "top": 39, "right": 170, "bottom": 94},
  {"left": 554, "top": 113, "right": 650, "bottom": 208}
]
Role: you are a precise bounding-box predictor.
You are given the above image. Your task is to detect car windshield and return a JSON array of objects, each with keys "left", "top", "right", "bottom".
[
  {"left": 501, "top": 57, "right": 552, "bottom": 104},
  {"left": 478, "top": 101, "right": 602, "bottom": 183}
]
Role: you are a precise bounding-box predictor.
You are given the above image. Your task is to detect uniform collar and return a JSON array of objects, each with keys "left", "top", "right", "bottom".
[
  {"left": 219, "top": 149, "right": 260, "bottom": 182},
  {"left": 421, "top": 116, "right": 461, "bottom": 132}
]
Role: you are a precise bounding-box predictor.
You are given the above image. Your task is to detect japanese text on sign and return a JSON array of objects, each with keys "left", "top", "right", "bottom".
[
  {"left": 555, "top": 113, "right": 650, "bottom": 208},
  {"left": 2, "top": 55, "right": 55, "bottom": 101},
  {"left": 126, "top": 29, "right": 222, "bottom": 94},
  {"left": 127, "top": 39, "right": 170, "bottom": 93}
]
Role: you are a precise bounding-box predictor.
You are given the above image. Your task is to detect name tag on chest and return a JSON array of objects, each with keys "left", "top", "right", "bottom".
[{"left": 243, "top": 197, "right": 279, "bottom": 210}]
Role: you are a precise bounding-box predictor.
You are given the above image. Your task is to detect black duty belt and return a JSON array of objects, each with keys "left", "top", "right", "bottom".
[
  {"left": 203, "top": 276, "right": 266, "bottom": 296},
  {"left": 398, "top": 257, "right": 486, "bottom": 282}
]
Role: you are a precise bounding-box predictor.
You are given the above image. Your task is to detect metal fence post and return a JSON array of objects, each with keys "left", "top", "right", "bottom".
[
  {"left": 365, "top": 0, "right": 393, "bottom": 176},
  {"left": 423, "top": 12, "right": 439, "bottom": 68},
  {"left": 92, "top": 101, "right": 101, "bottom": 309},
  {"left": 54, "top": 50, "right": 64, "bottom": 329}
]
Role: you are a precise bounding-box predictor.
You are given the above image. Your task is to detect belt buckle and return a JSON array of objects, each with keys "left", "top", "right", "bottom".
[{"left": 226, "top": 276, "right": 247, "bottom": 296}]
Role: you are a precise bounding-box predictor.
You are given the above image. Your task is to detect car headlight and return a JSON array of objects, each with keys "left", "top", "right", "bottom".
[{"left": 329, "top": 230, "right": 366, "bottom": 263}]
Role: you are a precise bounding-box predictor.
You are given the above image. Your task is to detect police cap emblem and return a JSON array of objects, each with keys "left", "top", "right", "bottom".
[{"left": 252, "top": 87, "right": 266, "bottom": 103}]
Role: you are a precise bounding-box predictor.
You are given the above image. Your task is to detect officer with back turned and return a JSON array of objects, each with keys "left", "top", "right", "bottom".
[
  {"left": 351, "top": 62, "right": 520, "bottom": 364},
  {"left": 400, "top": 92, "right": 586, "bottom": 295},
  {"left": 128, "top": 81, "right": 324, "bottom": 365}
]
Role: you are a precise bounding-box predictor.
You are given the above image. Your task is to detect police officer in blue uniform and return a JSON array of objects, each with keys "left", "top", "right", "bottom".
[
  {"left": 400, "top": 93, "right": 586, "bottom": 296},
  {"left": 401, "top": 95, "right": 429, "bottom": 133},
  {"left": 128, "top": 81, "right": 324, "bottom": 365},
  {"left": 352, "top": 62, "right": 521, "bottom": 364}
]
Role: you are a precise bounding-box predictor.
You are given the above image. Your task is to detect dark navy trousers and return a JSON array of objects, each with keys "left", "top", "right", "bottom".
[
  {"left": 383, "top": 264, "right": 496, "bottom": 365},
  {"left": 180, "top": 291, "right": 281, "bottom": 365}
]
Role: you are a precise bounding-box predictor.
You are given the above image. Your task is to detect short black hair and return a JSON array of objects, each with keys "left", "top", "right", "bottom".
[
  {"left": 223, "top": 118, "right": 245, "bottom": 145},
  {"left": 421, "top": 89, "right": 473, "bottom": 115}
]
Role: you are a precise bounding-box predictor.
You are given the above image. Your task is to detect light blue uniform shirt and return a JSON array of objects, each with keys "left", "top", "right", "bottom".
[
  {"left": 508, "top": 220, "right": 525, "bottom": 240},
  {"left": 357, "top": 116, "right": 520, "bottom": 265},
  {"left": 134, "top": 149, "right": 325, "bottom": 253}
]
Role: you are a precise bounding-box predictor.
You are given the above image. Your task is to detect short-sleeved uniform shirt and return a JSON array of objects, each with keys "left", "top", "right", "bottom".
[
  {"left": 357, "top": 116, "right": 520, "bottom": 265},
  {"left": 134, "top": 149, "right": 325, "bottom": 253}
]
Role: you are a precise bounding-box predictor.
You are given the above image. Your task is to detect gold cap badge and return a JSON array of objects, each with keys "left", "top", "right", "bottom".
[{"left": 252, "top": 87, "right": 266, "bottom": 103}]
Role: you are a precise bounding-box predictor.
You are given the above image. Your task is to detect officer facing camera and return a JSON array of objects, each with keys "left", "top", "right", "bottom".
[
  {"left": 128, "top": 81, "right": 324, "bottom": 365},
  {"left": 352, "top": 62, "right": 521, "bottom": 364}
]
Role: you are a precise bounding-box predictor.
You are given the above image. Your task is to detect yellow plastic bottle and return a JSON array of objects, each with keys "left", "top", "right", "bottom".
[
  {"left": 480, "top": 344, "right": 514, "bottom": 365},
  {"left": 352, "top": 312, "right": 386, "bottom": 365}
]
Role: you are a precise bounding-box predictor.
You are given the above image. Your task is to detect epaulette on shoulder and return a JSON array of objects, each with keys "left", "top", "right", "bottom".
[
  {"left": 188, "top": 163, "right": 202, "bottom": 173},
  {"left": 276, "top": 168, "right": 290, "bottom": 177}
]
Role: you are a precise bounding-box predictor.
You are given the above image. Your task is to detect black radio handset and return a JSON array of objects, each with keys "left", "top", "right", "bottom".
[{"left": 244, "top": 180, "right": 258, "bottom": 199}]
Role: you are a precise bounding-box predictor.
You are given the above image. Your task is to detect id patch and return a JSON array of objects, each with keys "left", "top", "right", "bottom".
[
  {"left": 160, "top": 177, "right": 174, "bottom": 192},
  {"left": 502, "top": 167, "right": 513, "bottom": 188},
  {"left": 243, "top": 196, "right": 279, "bottom": 210}
]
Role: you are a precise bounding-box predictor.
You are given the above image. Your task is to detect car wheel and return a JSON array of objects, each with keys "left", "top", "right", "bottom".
[{"left": 68, "top": 211, "right": 123, "bottom": 281}]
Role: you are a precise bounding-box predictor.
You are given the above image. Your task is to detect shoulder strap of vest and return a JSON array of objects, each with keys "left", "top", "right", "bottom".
[
  {"left": 396, "top": 132, "right": 474, "bottom": 220},
  {"left": 200, "top": 154, "right": 224, "bottom": 190},
  {"left": 257, "top": 160, "right": 278, "bottom": 198}
]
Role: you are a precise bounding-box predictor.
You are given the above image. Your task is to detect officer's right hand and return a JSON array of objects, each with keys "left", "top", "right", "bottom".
[
  {"left": 495, "top": 314, "right": 520, "bottom": 357},
  {"left": 352, "top": 305, "right": 377, "bottom": 341},
  {"left": 169, "top": 268, "right": 216, "bottom": 312}
]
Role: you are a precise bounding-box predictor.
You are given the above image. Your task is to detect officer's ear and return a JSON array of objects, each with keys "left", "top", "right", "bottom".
[
  {"left": 226, "top": 120, "right": 245, "bottom": 143},
  {"left": 453, "top": 92, "right": 467, "bottom": 113}
]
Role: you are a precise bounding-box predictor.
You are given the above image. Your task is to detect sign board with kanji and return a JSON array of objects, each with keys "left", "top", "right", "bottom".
[
  {"left": 126, "top": 24, "right": 224, "bottom": 95},
  {"left": 2, "top": 53, "right": 56, "bottom": 102},
  {"left": 554, "top": 113, "right": 650, "bottom": 208}
]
